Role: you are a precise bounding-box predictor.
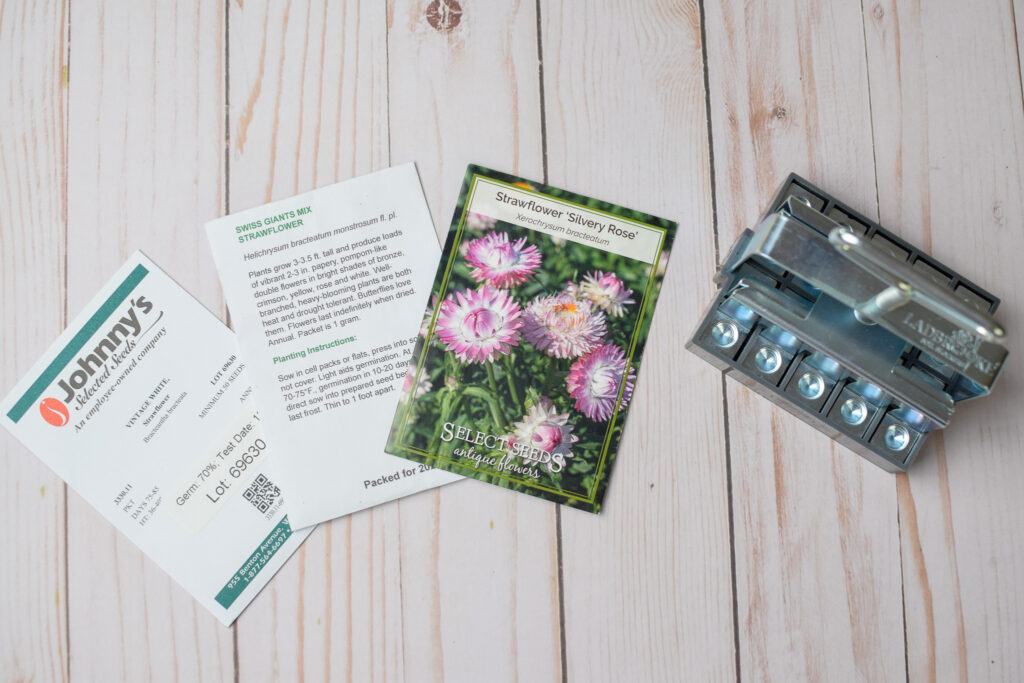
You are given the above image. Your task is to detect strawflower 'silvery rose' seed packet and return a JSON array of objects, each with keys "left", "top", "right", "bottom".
[{"left": 385, "top": 165, "right": 678, "bottom": 513}]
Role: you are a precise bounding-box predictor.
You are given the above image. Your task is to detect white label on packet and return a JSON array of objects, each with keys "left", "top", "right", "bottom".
[
  {"left": 170, "top": 409, "right": 271, "bottom": 533},
  {"left": 468, "top": 177, "right": 664, "bottom": 263},
  {"left": 205, "top": 163, "right": 460, "bottom": 529},
  {"left": 0, "top": 252, "right": 312, "bottom": 626}
]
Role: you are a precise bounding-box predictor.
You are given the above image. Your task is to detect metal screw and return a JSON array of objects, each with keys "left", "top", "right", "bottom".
[
  {"left": 884, "top": 424, "right": 911, "bottom": 451},
  {"left": 796, "top": 372, "right": 825, "bottom": 399},
  {"left": 840, "top": 398, "right": 868, "bottom": 425},
  {"left": 753, "top": 346, "right": 782, "bottom": 374},
  {"left": 710, "top": 320, "right": 739, "bottom": 349}
]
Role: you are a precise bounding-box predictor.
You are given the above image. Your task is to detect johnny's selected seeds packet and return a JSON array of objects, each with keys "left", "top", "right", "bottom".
[{"left": 385, "top": 165, "right": 677, "bottom": 512}]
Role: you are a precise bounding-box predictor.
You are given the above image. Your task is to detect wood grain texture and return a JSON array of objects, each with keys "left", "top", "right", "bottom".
[
  {"left": 4, "top": 0, "right": 1024, "bottom": 680},
  {"left": 0, "top": 0, "right": 69, "bottom": 681},
  {"left": 539, "top": 0, "right": 735, "bottom": 680},
  {"left": 229, "top": 1, "right": 559, "bottom": 681},
  {"left": 386, "top": 2, "right": 561, "bottom": 681},
  {"left": 865, "top": 0, "right": 1024, "bottom": 679},
  {"left": 702, "top": 1, "right": 905, "bottom": 680},
  {"left": 226, "top": 4, "right": 403, "bottom": 679},
  {"left": 63, "top": 2, "right": 232, "bottom": 681}
]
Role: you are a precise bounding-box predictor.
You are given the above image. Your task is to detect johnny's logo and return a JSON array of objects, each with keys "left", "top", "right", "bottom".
[
  {"left": 55, "top": 296, "right": 154, "bottom": 407},
  {"left": 39, "top": 397, "right": 70, "bottom": 426}
]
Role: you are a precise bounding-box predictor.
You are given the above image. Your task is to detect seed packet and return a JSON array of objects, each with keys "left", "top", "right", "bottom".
[
  {"left": 384, "top": 165, "right": 677, "bottom": 512},
  {"left": 205, "top": 164, "right": 460, "bottom": 528},
  {"left": 0, "top": 252, "right": 312, "bottom": 624}
]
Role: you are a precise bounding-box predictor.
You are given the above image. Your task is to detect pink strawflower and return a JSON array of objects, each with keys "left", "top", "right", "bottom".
[
  {"left": 466, "top": 212, "right": 498, "bottom": 231},
  {"left": 563, "top": 280, "right": 583, "bottom": 299},
  {"left": 566, "top": 345, "right": 637, "bottom": 422},
  {"left": 647, "top": 251, "right": 670, "bottom": 278},
  {"left": 419, "top": 294, "right": 441, "bottom": 338},
  {"left": 522, "top": 292, "right": 606, "bottom": 359},
  {"left": 399, "top": 364, "right": 432, "bottom": 405},
  {"left": 580, "top": 271, "right": 635, "bottom": 317},
  {"left": 436, "top": 286, "right": 523, "bottom": 364},
  {"left": 509, "top": 397, "right": 579, "bottom": 472},
  {"left": 464, "top": 231, "right": 543, "bottom": 288}
]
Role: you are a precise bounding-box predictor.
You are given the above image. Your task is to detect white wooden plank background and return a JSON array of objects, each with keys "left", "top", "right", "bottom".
[
  {"left": 2, "top": 1, "right": 1023, "bottom": 681},
  {"left": 703, "top": 2, "right": 906, "bottom": 681},
  {"left": 0, "top": 1, "right": 67, "bottom": 682}
]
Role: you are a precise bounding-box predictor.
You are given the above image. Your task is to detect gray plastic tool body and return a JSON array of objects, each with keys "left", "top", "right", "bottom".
[{"left": 688, "top": 174, "right": 1008, "bottom": 472}]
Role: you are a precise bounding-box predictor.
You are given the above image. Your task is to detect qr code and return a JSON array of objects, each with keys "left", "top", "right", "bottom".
[{"left": 242, "top": 473, "right": 281, "bottom": 513}]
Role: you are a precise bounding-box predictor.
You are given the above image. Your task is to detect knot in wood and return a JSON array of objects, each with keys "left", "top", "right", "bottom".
[{"left": 426, "top": 0, "right": 463, "bottom": 32}]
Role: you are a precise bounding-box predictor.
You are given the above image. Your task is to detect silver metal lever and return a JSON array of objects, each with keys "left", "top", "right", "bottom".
[{"left": 829, "top": 226, "right": 1006, "bottom": 344}]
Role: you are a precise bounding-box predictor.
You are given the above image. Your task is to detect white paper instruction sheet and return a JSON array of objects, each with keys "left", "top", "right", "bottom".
[
  {"left": 0, "top": 252, "right": 312, "bottom": 625},
  {"left": 205, "top": 164, "right": 459, "bottom": 528}
]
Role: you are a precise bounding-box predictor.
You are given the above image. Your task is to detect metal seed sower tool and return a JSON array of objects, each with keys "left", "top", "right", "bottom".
[{"left": 687, "top": 174, "right": 1009, "bottom": 472}]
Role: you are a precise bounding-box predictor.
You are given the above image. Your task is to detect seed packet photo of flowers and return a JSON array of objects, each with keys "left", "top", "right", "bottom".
[{"left": 385, "top": 165, "right": 677, "bottom": 513}]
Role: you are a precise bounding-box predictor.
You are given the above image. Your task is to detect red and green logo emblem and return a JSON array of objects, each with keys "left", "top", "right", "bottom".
[{"left": 39, "top": 398, "right": 70, "bottom": 427}]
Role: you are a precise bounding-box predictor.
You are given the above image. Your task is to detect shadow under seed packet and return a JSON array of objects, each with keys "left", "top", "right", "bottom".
[{"left": 384, "top": 165, "right": 677, "bottom": 512}]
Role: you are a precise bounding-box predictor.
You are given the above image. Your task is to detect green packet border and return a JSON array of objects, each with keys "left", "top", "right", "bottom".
[{"left": 385, "top": 164, "right": 678, "bottom": 513}]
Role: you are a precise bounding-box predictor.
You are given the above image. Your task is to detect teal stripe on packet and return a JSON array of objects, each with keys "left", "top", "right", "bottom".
[{"left": 6, "top": 264, "right": 149, "bottom": 423}]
